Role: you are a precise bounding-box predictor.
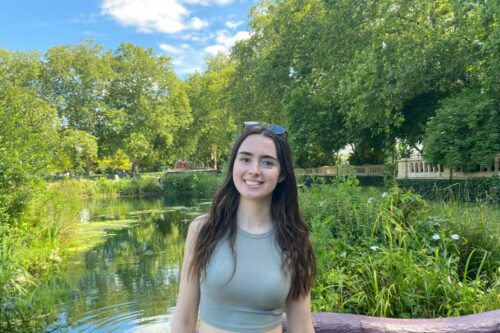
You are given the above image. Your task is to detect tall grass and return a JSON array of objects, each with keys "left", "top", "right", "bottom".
[
  {"left": 302, "top": 175, "right": 500, "bottom": 318},
  {"left": 0, "top": 182, "right": 80, "bottom": 331}
]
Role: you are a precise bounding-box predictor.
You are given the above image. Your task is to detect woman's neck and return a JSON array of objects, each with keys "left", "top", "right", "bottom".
[{"left": 236, "top": 197, "right": 273, "bottom": 233}]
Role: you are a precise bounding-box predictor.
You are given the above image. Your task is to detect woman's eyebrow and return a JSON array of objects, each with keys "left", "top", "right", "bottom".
[
  {"left": 238, "top": 151, "right": 278, "bottom": 160},
  {"left": 238, "top": 151, "right": 253, "bottom": 156}
]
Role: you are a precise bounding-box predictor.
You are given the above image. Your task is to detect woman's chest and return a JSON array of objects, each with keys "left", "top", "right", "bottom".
[{"left": 201, "top": 234, "right": 291, "bottom": 308}]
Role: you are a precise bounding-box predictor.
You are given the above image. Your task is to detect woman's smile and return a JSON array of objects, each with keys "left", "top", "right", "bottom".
[{"left": 244, "top": 179, "right": 264, "bottom": 186}]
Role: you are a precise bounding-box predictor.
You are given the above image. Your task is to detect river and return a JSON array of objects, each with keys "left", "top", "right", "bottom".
[{"left": 44, "top": 195, "right": 209, "bottom": 333}]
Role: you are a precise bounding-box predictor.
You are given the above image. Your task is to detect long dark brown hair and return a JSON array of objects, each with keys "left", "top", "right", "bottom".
[{"left": 189, "top": 127, "right": 316, "bottom": 300}]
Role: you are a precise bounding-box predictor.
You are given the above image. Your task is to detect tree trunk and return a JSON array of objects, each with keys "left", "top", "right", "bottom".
[{"left": 85, "top": 157, "right": 91, "bottom": 176}]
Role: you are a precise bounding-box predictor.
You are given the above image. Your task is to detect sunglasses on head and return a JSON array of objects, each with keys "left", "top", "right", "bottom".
[{"left": 243, "top": 121, "right": 288, "bottom": 137}]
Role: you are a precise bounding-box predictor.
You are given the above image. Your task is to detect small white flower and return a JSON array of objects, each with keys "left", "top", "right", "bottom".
[
  {"left": 432, "top": 234, "right": 440, "bottom": 240},
  {"left": 388, "top": 3, "right": 398, "bottom": 12},
  {"left": 381, "top": 192, "right": 388, "bottom": 198},
  {"left": 367, "top": 197, "right": 373, "bottom": 203},
  {"left": 451, "top": 234, "right": 460, "bottom": 240},
  {"left": 341, "top": 251, "right": 347, "bottom": 257},
  {"left": 319, "top": 200, "right": 326, "bottom": 207},
  {"left": 370, "top": 245, "right": 379, "bottom": 251}
]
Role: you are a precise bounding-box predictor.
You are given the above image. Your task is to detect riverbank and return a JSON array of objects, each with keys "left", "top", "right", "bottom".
[
  {"left": 0, "top": 182, "right": 81, "bottom": 331},
  {"left": 0, "top": 176, "right": 167, "bottom": 331}
]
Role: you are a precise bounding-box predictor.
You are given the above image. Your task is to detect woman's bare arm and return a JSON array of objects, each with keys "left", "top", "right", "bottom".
[
  {"left": 171, "top": 215, "right": 207, "bottom": 333},
  {"left": 285, "top": 293, "right": 315, "bottom": 333}
]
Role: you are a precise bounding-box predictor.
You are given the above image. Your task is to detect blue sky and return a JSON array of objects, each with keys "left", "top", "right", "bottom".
[{"left": 0, "top": 0, "right": 256, "bottom": 78}]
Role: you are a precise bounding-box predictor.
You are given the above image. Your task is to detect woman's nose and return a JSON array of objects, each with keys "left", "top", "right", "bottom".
[{"left": 248, "top": 161, "right": 260, "bottom": 174}]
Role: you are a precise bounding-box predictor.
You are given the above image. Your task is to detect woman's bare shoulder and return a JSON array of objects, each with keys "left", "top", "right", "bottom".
[{"left": 189, "top": 213, "right": 209, "bottom": 232}]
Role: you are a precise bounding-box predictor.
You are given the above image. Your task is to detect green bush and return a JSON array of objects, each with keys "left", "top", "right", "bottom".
[
  {"left": 161, "top": 172, "right": 223, "bottom": 197},
  {"left": 357, "top": 175, "right": 385, "bottom": 187},
  {"left": 301, "top": 176, "right": 500, "bottom": 318},
  {"left": 396, "top": 177, "right": 499, "bottom": 203},
  {"left": 48, "top": 177, "right": 163, "bottom": 198}
]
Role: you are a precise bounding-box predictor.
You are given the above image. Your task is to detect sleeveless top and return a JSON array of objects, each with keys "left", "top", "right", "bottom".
[{"left": 199, "top": 226, "right": 291, "bottom": 333}]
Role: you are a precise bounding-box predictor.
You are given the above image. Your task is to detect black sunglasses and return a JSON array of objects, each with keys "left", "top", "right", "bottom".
[{"left": 243, "top": 121, "right": 288, "bottom": 137}]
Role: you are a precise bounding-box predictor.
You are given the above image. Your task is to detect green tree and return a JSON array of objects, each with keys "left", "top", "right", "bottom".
[
  {"left": 229, "top": 0, "right": 499, "bottom": 166},
  {"left": 59, "top": 129, "right": 98, "bottom": 175},
  {"left": 423, "top": 90, "right": 499, "bottom": 172},
  {"left": 0, "top": 49, "right": 59, "bottom": 222},
  {"left": 41, "top": 41, "right": 114, "bottom": 135},
  {"left": 107, "top": 43, "right": 192, "bottom": 169},
  {"left": 186, "top": 55, "right": 237, "bottom": 169},
  {"left": 124, "top": 133, "right": 152, "bottom": 173}
]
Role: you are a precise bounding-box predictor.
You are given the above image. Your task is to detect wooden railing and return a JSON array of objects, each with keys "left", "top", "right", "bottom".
[{"left": 282, "top": 310, "right": 500, "bottom": 333}]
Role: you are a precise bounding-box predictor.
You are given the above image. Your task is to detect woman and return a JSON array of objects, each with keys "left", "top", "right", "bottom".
[{"left": 172, "top": 122, "right": 316, "bottom": 333}]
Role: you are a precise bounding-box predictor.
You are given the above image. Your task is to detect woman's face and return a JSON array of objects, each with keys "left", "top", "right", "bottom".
[{"left": 232, "top": 134, "right": 283, "bottom": 202}]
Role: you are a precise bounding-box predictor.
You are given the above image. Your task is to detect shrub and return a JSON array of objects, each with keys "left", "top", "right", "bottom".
[
  {"left": 161, "top": 172, "right": 223, "bottom": 197},
  {"left": 396, "top": 177, "right": 499, "bottom": 203},
  {"left": 48, "top": 177, "right": 163, "bottom": 198}
]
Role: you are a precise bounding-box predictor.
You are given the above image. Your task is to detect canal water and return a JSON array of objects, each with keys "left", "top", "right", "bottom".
[{"left": 45, "top": 196, "right": 210, "bottom": 333}]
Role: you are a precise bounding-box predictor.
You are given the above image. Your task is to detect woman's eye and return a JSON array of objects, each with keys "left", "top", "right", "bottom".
[
  {"left": 262, "top": 160, "right": 275, "bottom": 167},
  {"left": 240, "top": 157, "right": 251, "bottom": 163}
]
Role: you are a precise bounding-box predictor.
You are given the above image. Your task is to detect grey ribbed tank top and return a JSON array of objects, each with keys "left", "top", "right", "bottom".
[{"left": 199, "top": 226, "right": 291, "bottom": 333}]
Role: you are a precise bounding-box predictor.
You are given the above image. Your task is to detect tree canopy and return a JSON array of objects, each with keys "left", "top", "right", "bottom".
[
  {"left": 228, "top": 0, "right": 499, "bottom": 167},
  {"left": 0, "top": 0, "right": 498, "bottom": 178}
]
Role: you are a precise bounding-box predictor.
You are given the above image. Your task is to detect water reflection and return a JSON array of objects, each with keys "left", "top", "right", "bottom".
[{"left": 45, "top": 196, "right": 208, "bottom": 332}]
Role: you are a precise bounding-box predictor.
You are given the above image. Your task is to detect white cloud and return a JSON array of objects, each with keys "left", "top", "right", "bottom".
[
  {"left": 159, "top": 43, "right": 190, "bottom": 55},
  {"left": 172, "top": 56, "right": 185, "bottom": 66},
  {"left": 183, "top": 0, "right": 232, "bottom": 5},
  {"left": 204, "top": 44, "right": 227, "bottom": 56},
  {"left": 189, "top": 17, "right": 208, "bottom": 30},
  {"left": 158, "top": 43, "right": 204, "bottom": 78},
  {"left": 204, "top": 29, "right": 250, "bottom": 55},
  {"left": 177, "top": 31, "right": 214, "bottom": 43},
  {"left": 101, "top": 0, "right": 208, "bottom": 34},
  {"left": 225, "top": 20, "right": 243, "bottom": 29}
]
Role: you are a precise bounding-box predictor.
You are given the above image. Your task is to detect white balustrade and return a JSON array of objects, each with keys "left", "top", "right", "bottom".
[{"left": 397, "top": 154, "right": 500, "bottom": 179}]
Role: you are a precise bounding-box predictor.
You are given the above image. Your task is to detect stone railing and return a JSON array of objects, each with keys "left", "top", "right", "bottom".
[
  {"left": 397, "top": 154, "right": 500, "bottom": 179},
  {"left": 282, "top": 310, "right": 500, "bottom": 333},
  {"left": 295, "top": 165, "right": 384, "bottom": 177}
]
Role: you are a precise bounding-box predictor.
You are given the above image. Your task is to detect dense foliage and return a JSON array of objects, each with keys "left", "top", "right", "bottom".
[
  {"left": 183, "top": 55, "right": 238, "bottom": 168},
  {"left": 301, "top": 179, "right": 499, "bottom": 317},
  {"left": 229, "top": 0, "right": 499, "bottom": 167},
  {"left": 161, "top": 172, "right": 223, "bottom": 197},
  {"left": 1, "top": 0, "right": 498, "bottom": 173},
  {"left": 423, "top": 90, "right": 500, "bottom": 172}
]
